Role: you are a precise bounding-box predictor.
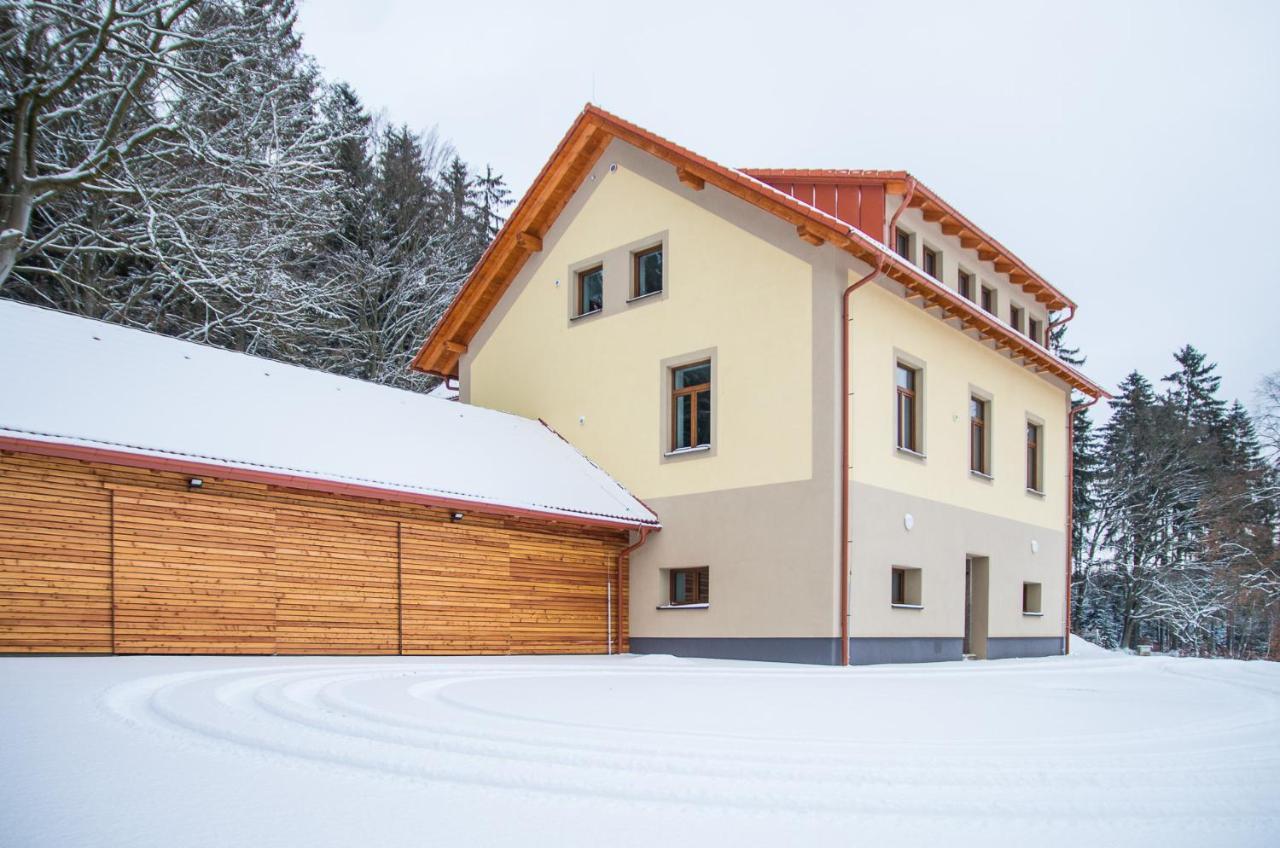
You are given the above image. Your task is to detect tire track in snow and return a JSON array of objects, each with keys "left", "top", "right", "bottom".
[{"left": 101, "top": 657, "right": 1280, "bottom": 820}]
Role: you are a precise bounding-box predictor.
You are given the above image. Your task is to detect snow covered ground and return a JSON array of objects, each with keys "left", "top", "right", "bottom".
[{"left": 2, "top": 640, "right": 1278, "bottom": 847}]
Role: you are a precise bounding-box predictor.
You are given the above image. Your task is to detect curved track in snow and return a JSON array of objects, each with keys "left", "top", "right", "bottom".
[{"left": 101, "top": 652, "right": 1280, "bottom": 824}]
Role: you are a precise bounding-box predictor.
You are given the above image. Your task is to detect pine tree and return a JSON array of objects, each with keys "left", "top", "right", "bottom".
[
  {"left": 471, "top": 164, "right": 512, "bottom": 244},
  {"left": 1163, "top": 345, "right": 1228, "bottom": 436}
]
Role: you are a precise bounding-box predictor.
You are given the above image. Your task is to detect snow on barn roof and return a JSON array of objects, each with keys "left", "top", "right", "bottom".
[{"left": 0, "top": 301, "right": 658, "bottom": 529}]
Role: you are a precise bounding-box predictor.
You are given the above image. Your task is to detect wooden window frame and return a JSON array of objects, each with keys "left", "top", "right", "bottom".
[
  {"left": 575, "top": 264, "right": 604, "bottom": 318},
  {"left": 1028, "top": 317, "right": 1043, "bottom": 346},
  {"left": 980, "top": 284, "right": 996, "bottom": 315},
  {"left": 631, "top": 244, "right": 663, "bottom": 300},
  {"left": 669, "top": 566, "right": 709, "bottom": 606},
  {"left": 921, "top": 245, "right": 940, "bottom": 279},
  {"left": 670, "top": 360, "right": 712, "bottom": 452},
  {"left": 895, "top": 361, "right": 920, "bottom": 454},
  {"left": 958, "top": 269, "right": 974, "bottom": 301},
  {"left": 894, "top": 227, "right": 913, "bottom": 260},
  {"left": 1009, "top": 303, "right": 1025, "bottom": 334},
  {"left": 969, "top": 395, "right": 988, "bottom": 475},
  {"left": 1026, "top": 421, "right": 1043, "bottom": 493}
]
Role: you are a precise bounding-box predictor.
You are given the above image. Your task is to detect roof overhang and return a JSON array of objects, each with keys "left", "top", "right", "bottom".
[
  {"left": 413, "top": 105, "right": 1106, "bottom": 399},
  {"left": 741, "top": 169, "right": 1074, "bottom": 312}
]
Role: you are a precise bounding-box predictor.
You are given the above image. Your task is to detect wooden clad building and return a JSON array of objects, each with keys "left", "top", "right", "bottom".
[{"left": 0, "top": 302, "right": 658, "bottom": 655}]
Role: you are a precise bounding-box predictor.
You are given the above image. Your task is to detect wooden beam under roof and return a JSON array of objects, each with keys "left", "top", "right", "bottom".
[
  {"left": 676, "top": 167, "right": 705, "bottom": 190},
  {"left": 515, "top": 230, "right": 543, "bottom": 252},
  {"left": 797, "top": 224, "right": 825, "bottom": 246}
]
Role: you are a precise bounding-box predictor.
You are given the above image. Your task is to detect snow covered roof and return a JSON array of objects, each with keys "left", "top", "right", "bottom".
[{"left": 0, "top": 300, "right": 658, "bottom": 529}]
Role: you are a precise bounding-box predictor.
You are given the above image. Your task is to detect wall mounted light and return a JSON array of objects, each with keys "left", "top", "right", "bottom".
[
  {"left": 188, "top": 478, "right": 203, "bottom": 491},
  {"left": 1031, "top": 540, "right": 1040, "bottom": 554},
  {"left": 450, "top": 511, "right": 464, "bottom": 522},
  {"left": 903, "top": 513, "right": 915, "bottom": 531}
]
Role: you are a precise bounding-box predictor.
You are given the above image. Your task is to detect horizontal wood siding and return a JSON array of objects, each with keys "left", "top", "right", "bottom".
[
  {"left": 0, "top": 449, "right": 630, "bottom": 655},
  {"left": 112, "top": 488, "right": 277, "bottom": 654},
  {"left": 0, "top": 453, "right": 111, "bottom": 652},
  {"left": 275, "top": 504, "right": 399, "bottom": 655}
]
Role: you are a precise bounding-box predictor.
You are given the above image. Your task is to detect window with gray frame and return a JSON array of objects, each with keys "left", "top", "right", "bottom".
[
  {"left": 896, "top": 362, "right": 920, "bottom": 453},
  {"left": 632, "top": 245, "right": 663, "bottom": 298},
  {"left": 576, "top": 265, "right": 603, "bottom": 317},
  {"left": 670, "top": 567, "right": 709, "bottom": 605},
  {"left": 671, "top": 361, "right": 711, "bottom": 450}
]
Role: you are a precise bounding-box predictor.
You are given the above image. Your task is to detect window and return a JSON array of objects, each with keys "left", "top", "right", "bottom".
[
  {"left": 958, "top": 269, "right": 974, "bottom": 301},
  {"left": 1026, "top": 421, "right": 1043, "bottom": 492},
  {"left": 1009, "top": 304, "right": 1025, "bottom": 334},
  {"left": 1028, "top": 317, "right": 1043, "bottom": 346},
  {"left": 895, "top": 362, "right": 920, "bottom": 453},
  {"left": 632, "top": 245, "right": 663, "bottom": 299},
  {"left": 671, "top": 361, "right": 711, "bottom": 451},
  {"left": 970, "top": 395, "right": 989, "bottom": 475},
  {"left": 1023, "top": 582, "right": 1043, "bottom": 615},
  {"left": 922, "top": 246, "right": 940, "bottom": 279},
  {"left": 894, "top": 228, "right": 912, "bottom": 259},
  {"left": 980, "top": 285, "right": 996, "bottom": 314},
  {"left": 575, "top": 265, "right": 603, "bottom": 317},
  {"left": 891, "top": 566, "right": 922, "bottom": 607},
  {"left": 669, "top": 567, "right": 709, "bottom": 606}
]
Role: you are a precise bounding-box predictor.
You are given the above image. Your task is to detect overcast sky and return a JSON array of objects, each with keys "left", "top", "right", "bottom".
[{"left": 298, "top": 0, "right": 1278, "bottom": 414}]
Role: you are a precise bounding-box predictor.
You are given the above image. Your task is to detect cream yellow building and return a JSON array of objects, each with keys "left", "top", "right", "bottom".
[{"left": 414, "top": 106, "right": 1106, "bottom": 665}]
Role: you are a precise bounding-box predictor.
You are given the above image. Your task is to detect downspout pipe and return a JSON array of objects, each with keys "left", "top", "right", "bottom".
[
  {"left": 1064, "top": 393, "right": 1101, "bottom": 655},
  {"left": 839, "top": 178, "right": 917, "bottom": 666}
]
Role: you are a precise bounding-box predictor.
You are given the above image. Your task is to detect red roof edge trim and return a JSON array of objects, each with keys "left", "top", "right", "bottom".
[{"left": 0, "top": 435, "right": 659, "bottom": 531}]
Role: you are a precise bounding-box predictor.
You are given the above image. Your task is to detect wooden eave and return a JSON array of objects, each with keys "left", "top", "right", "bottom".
[
  {"left": 412, "top": 105, "right": 1104, "bottom": 399},
  {"left": 739, "top": 169, "right": 1074, "bottom": 313}
]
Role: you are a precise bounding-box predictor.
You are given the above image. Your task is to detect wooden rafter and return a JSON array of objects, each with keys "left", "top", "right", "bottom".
[
  {"left": 797, "top": 224, "right": 825, "bottom": 246},
  {"left": 516, "top": 230, "right": 543, "bottom": 252},
  {"left": 676, "top": 167, "right": 705, "bottom": 190}
]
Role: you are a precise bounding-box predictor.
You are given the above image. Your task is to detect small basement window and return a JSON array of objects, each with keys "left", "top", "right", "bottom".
[
  {"left": 632, "top": 245, "right": 663, "bottom": 299},
  {"left": 575, "top": 265, "right": 603, "bottom": 317},
  {"left": 891, "top": 567, "right": 922, "bottom": 607},
  {"left": 922, "top": 245, "right": 940, "bottom": 279},
  {"left": 1023, "top": 582, "right": 1042, "bottom": 615},
  {"left": 669, "top": 567, "right": 709, "bottom": 606}
]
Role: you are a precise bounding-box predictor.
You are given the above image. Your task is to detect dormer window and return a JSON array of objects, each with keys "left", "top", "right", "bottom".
[
  {"left": 1028, "top": 317, "right": 1043, "bottom": 346},
  {"left": 894, "top": 228, "right": 913, "bottom": 260},
  {"left": 922, "top": 246, "right": 940, "bottom": 279},
  {"left": 980, "top": 285, "right": 996, "bottom": 315},
  {"left": 1009, "top": 304, "right": 1025, "bottom": 334}
]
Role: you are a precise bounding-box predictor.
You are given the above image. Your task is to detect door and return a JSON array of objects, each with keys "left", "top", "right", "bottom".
[
  {"left": 964, "top": 555, "right": 990, "bottom": 659},
  {"left": 112, "top": 488, "right": 277, "bottom": 654},
  {"left": 963, "top": 558, "right": 973, "bottom": 655}
]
